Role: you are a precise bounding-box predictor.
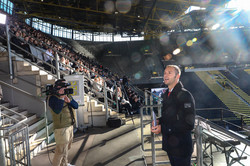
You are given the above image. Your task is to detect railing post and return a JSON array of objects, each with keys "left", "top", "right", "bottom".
[
  {"left": 44, "top": 101, "right": 49, "bottom": 144},
  {"left": 140, "top": 107, "right": 144, "bottom": 150},
  {"left": 196, "top": 119, "right": 203, "bottom": 166},
  {"left": 104, "top": 82, "right": 109, "bottom": 121},
  {"left": 151, "top": 110, "right": 156, "bottom": 166},
  {"left": 115, "top": 85, "right": 119, "bottom": 112},
  {"left": 144, "top": 91, "right": 148, "bottom": 115},
  {"left": 221, "top": 109, "right": 225, "bottom": 128},
  {"left": 157, "top": 99, "right": 161, "bottom": 117},
  {"left": 150, "top": 95, "right": 153, "bottom": 113},
  {"left": 241, "top": 115, "right": 244, "bottom": 130},
  {"left": 55, "top": 53, "right": 60, "bottom": 79},
  {"left": 25, "top": 126, "right": 31, "bottom": 166},
  {"left": 5, "top": 21, "right": 13, "bottom": 80},
  {"left": 0, "top": 106, "right": 6, "bottom": 166}
]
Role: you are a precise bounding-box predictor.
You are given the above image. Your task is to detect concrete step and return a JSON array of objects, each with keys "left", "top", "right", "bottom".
[
  {"left": 0, "top": 50, "right": 8, "bottom": 56},
  {"left": 89, "top": 101, "right": 104, "bottom": 112},
  {"left": 0, "top": 56, "right": 8, "bottom": 61},
  {"left": 16, "top": 70, "right": 40, "bottom": 76},
  {"left": 83, "top": 107, "right": 106, "bottom": 126},
  {"left": 28, "top": 118, "right": 46, "bottom": 133},
  {"left": 30, "top": 132, "right": 54, "bottom": 159},
  {"left": 29, "top": 121, "right": 53, "bottom": 145},
  {"left": 0, "top": 97, "right": 54, "bottom": 163},
  {"left": 40, "top": 75, "right": 55, "bottom": 85},
  {"left": 0, "top": 101, "right": 10, "bottom": 107}
]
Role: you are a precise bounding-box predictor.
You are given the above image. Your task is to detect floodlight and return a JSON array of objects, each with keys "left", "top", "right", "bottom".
[
  {"left": 0, "top": 13, "right": 6, "bottom": 24},
  {"left": 173, "top": 48, "right": 181, "bottom": 55}
]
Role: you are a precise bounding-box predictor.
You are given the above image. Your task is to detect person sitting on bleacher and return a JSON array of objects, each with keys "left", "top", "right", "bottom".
[
  {"left": 43, "top": 47, "right": 55, "bottom": 73},
  {"left": 120, "top": 98, "right": 133, "bottom": 115},
  {"left": 131, "top": 95, "right": 142, "bottom": 114},
  {"left": 10, "top": 31, "right": 23, "bottom": 54},
  {"left": 20, "top": 36, "right": 36, "bottom": 62},
  {"left": 92, "top": 76, "right": 103, "bottom": 97}
]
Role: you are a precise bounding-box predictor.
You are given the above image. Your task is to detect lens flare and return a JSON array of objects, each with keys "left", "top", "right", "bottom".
[
  {"left": 104, "top": 1, "right": 115, "bottom": 13},
  {"left": 145, "top": 57, "right": 155, "bottom": 69},
  {"left": 163, "top": 53, "right": 172, "bottom": 61},
  {"left": 116, "top": 0, "right": 132, "bottom": 14},
  {"left": 186, "top": 40, "right": 193, "bottom": 47},
  {"left": 192, "top": 38, "right": 197, "bottom": 42},
  {"left": 132, "top": 0, "right": 140, "bottom": 5},
  {"left": 173, "top": 48, "right": 181, "bottom": 55},
  {"left": 179, "top": 56, "right": 193, "bottom": 65},
  {"left": 131, "top": 52, "right": 142, "bottom": 63},
  {"left": 201, "top": 0, "right": 211, "bottom": 5},
  {"left": 181, "top": 15, "right": 193, "bottom": 26},
  {"left": 160, "top": 15, "right": 176, "bottom": 28},
  {"left": 176, "top": 35, "right": 187, "bottom": 46},
  {"left": 159, "top": 32, "right": 170, "bottom": 46},
  {"left": 134, "top": 71, "right": 142, "bottom": 80}
]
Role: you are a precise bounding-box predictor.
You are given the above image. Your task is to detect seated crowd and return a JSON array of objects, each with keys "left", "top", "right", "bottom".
[{"left": 0, "top": 16, "right": 143, "bottom": 115}]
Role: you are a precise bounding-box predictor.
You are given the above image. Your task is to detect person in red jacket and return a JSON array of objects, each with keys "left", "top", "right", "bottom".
[{"left": 151, "top": 65, "right": 195, "bottom": 166}]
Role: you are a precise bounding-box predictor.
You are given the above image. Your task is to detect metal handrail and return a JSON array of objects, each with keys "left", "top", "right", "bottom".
[
  {"left": 140, "top": 105, "right": 250, "bottom": 166},
  {"left": 196, "top": 116, "right": 250, "bottom": 146},
  {"left": 196, "top": 107, "right": 250, "bottom": 118},
  {"left": 0, "top": 80, "right": 43, "bottom": 102},
  {"left": 0, "top": 79, "right": 49, "bottom": 145},
  {"left": 145, "top": 89, "right": 163, "bottom": 100},
  {"left": 0, "top": 105, "right": 27, "bottom": 131},
  {"left": 141, "top": 89, "right": 250, "bottom": 166},
  {"left": 83, "top": 75, "right": 119, "bottom": 118}
]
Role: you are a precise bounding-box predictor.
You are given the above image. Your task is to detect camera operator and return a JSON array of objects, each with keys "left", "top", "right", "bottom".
[{"left": 48, "top": 79, "right": 78, "bottom": 166}]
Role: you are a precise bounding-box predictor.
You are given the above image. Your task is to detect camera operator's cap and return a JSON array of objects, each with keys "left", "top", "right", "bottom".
[{"left": 54, "top": 79, "right": 70, "bottom": 88}]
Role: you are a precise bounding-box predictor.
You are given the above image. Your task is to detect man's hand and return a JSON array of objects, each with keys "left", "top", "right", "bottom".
[
  {"left": 64, "top": 96, "right": 71, "bottom": 103},
  {"left": 151, "top": 124, "right": 161, "bottom": 134},
  {"left": 58, "top": 88, "right": 70, "bottom": 103},
  {"left": 152, "top": 120, "right": 159, "bottom": 126}
]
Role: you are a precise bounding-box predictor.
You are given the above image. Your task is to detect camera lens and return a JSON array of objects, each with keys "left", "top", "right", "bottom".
[{"left": 64, "top": 88, "right": 74, "bottom": 95}]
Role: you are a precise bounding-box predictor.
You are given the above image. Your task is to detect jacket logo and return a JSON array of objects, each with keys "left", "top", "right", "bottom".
[{"left": 184, "top": 103, "right": 191, "bottom": 108}]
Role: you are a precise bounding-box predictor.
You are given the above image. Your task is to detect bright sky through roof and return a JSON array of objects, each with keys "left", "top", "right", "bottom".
[{"left": 226, "top": 0, "right": 250, "bottom": 10}]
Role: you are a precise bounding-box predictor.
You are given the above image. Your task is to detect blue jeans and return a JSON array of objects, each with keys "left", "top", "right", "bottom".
[{"left": 168, "top": 155, "right": 191, "bottom": 166}]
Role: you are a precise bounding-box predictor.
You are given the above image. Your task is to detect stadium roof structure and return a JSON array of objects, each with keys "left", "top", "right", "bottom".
[{"left": 11, "top": 0, "right": 229, "bottom": 36}]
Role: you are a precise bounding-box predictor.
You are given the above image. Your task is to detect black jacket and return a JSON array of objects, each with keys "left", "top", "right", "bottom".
[{"left": 159, "top": 81, "right": 195, "bottom": 157}]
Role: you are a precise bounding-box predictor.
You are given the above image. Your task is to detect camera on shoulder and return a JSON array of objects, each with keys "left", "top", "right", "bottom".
[{"left": 43, "top": 79, "right": 74, "bottom": 96}]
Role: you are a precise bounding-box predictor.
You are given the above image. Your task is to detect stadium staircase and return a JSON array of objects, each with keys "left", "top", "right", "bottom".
[
  {"left": 195, "top": 71, "right": 250, "bottom": 124},
  {"left": 0, "top": 102, "right": 54, "bottom": 160},
  {"left": 214, "top": 70, "right": 250, "bottom": 103},
  {"left": 82, "top": 95, "right": 124, "bottom": 127},
  {"left": 0, "top": 44, "right": 122, "bottom": 165}
]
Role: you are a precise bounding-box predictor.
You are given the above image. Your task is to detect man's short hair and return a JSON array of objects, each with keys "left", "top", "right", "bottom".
[{"left": 166, "top": 65, "right": 181, "bottom": 76}]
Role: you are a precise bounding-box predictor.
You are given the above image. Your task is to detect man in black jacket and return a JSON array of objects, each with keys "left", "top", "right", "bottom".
[{"left": 151, "top": 65, "right": 195, "bottom": 166}]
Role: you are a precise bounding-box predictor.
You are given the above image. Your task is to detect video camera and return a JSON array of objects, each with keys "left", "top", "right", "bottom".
[{"left": 44, "top": 79, "right": 74, "bottom": 96}]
